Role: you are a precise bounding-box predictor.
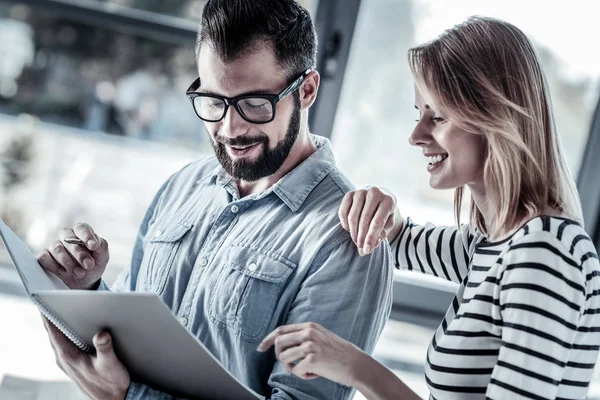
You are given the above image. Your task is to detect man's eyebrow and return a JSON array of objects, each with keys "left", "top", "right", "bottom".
[{"left": 197, "top": 87, "right": 275, "bottom": 98}]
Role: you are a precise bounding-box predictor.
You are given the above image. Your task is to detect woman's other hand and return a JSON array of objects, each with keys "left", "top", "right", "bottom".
[{"left": 257, "top": 322, "right": 366, "bottom": 387}]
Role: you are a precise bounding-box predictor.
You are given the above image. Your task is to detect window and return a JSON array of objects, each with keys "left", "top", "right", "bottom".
[{"left": 0, "top": 1, "right": 205, "bottom": 146}]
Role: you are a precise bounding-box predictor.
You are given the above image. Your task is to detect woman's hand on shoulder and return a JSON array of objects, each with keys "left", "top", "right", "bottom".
[{"left": 338, "top": 187, "right": 402, "bottom": 256}]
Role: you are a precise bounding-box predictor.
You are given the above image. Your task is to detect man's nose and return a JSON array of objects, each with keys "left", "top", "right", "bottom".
[{"left": 220, "top": 105, "right": 249, "bottom": 139}]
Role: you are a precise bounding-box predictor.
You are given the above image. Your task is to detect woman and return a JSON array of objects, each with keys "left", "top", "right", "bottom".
[{"left": 257, "top": 16, "right": 600, "bottom": 399}]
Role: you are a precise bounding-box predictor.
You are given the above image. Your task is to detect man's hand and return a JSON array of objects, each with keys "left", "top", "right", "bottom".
[
  {"left": 43, "top": 317, "right": 130, "bottom": 400},
  {"left": 37, "top": 223, "right": 110, "bottom": 290}
]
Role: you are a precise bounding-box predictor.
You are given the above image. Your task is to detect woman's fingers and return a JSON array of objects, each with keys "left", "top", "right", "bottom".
[
  {"left": 291, "top": 355, "right": 320, "bottom": 380},
  {"left": 347, "top": 191, "right": 366, "bottom": 245},
  {"left": 356, "top": 190, "right": 379, "bottom": 250},
  {"left": 257, "top": 323, "right": 308, "bottom": 352},
  {"left": 338, "top": 192, "right": 354, "bottom": 231},
  {"left": 339, "top": 187, "right": 397, "bottom": 255},
  {"left": 272, "top": 330, "right": 312, "bottom": 359},
  {"left": 363, "top": 203, "right": 397, "bottom": 254},
  {"left": 279, "top": 341, "right": 319, "bottom": 373}
]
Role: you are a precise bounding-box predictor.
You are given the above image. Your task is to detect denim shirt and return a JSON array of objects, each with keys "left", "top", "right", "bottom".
[{"left": 101, "top": 135, "right": 393, "bottom": 399}]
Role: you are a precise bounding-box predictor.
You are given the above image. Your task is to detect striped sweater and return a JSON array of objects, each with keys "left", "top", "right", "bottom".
[{"left": 390, "top": 215, "right": 600, "bottom": 399}]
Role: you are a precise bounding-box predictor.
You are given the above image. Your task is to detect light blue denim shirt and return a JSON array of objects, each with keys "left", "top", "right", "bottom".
[{"left": 100, "top": 135, "right": 393, "bottom": 399}]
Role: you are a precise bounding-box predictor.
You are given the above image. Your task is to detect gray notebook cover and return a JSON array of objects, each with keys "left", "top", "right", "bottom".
[{"left": 0, "top": 218, "right": 262, "bottom": 400}]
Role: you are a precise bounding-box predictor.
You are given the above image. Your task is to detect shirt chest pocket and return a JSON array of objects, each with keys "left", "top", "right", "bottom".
[
  {"left": 138, "top": 220, "right": 193, "bottom": 295},
  {"left": 208, "top": 245, "right": 297, "bottom": 342}
]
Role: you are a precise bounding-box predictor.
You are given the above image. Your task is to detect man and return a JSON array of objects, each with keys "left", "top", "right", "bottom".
[{"left": 37, "top": 1, "right": 393, "bottom": 399}]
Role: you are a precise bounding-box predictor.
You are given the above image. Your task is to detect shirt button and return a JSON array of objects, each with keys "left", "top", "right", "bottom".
[
  {"left": 179, "top": 317, "right": 188, "bottom": 326},
  {"left": 248, "top": 262, "right": 258, "bottom": 272},
  {"left": 231, "top": 205, "right": 239, "bottom": 214},
  {"left": 199, "top": 258, "right": 208, "bottom": 267},
  {"left": 154, "top": 230, "right": 163, "bottom": 238}
]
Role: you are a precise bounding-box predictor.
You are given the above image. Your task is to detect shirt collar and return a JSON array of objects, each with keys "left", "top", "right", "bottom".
[{"left": 202, "top": 134, "right": 336, "bottom": 212}]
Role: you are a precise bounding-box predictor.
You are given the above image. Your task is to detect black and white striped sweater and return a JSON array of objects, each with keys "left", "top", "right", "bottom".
[{"left": 390, "top": 215, "right": 600, "bottom": 400}]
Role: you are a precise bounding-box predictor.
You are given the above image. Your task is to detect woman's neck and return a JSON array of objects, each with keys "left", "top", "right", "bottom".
[{"left": 469, "top": 182, "right": 566, "bottom": 242}]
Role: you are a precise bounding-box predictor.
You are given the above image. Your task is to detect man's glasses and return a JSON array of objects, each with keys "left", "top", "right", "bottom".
[{"left": 186, "top": 69, "right": 311, "bottom": 124}]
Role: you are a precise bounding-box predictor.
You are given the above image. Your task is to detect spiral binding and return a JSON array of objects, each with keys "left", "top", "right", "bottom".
[{"left": 32, "top": 294, "right": 93, "bottom": 354}]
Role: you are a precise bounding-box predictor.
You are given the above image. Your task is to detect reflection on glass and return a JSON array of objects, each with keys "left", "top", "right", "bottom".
[
  {"left": 96, "top": 0, "right": 205, "bottom": 21},
  {"left": 93, "top": 0, "right": 319, "bottom": 20},
  {"left": 0, "top": 2, "right": 206, "bottom": 147}
]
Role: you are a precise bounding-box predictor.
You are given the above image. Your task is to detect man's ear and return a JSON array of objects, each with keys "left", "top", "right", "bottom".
[{"left": 299, "top": 70, "right": 320, "bottom": 110}]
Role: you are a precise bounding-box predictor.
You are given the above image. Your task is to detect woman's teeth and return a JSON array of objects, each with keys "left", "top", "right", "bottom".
[{"left": 427, "top": 155, "right": 447, "bottom": 165}]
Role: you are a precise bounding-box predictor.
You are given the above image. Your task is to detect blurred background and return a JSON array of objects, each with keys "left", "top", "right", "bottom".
[{"left": 0, "top": 0, "right": 598, "bottom": 399}]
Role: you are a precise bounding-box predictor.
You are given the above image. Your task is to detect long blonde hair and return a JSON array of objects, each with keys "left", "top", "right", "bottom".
[{"left": 408, "top": 16, "right": 583, "bottom": 237}]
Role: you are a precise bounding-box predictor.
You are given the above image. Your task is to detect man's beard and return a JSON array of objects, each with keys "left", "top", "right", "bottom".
[{"left": 211, "top": 94, "right": 301, "bottom": 182}]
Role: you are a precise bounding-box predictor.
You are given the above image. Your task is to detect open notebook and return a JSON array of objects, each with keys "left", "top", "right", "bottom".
[{"left": 0, "top": 218, "right": 262, "bottom": 400}]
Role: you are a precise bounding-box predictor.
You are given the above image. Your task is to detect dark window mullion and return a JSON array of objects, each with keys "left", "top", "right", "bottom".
[
  {"left": 310, "top": 0, "right": 362, "bottom": 139},
  {"left": 4, "top": 0, "right": 198, "bottom": 44},
  {"left": 577, "top": 93, "right": 600, "bottom": 249}
]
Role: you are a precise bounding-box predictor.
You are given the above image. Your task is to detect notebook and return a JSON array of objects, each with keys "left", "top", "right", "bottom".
[{"left": 0, "top": 218, "right": 262, "bottom": 400}]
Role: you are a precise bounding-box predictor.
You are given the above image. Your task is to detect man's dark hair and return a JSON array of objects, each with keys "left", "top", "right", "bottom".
[{"left": 196, "top": 0, "right": 317, "bottom": 79}]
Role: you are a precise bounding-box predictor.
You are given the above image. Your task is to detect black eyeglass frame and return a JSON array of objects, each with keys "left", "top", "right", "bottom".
[{"left": 185, "top": 69, "right": 312, "bottom": 124}]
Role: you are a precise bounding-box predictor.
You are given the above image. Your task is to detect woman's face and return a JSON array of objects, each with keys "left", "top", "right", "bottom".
[{"left": 409, "top": 85, "right": 487, "bottom": 190}]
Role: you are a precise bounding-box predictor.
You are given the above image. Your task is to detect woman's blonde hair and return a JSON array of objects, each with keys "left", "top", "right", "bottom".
[{"left": 408, "top": 16, "right": 583, "bottom": 237}]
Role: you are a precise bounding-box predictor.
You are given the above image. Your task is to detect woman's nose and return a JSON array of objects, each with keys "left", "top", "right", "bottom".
[{"left": 409, "top": 121, "right": 431, "bottom": 147}]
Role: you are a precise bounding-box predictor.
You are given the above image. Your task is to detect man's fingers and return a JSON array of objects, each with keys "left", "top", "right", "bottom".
[
  {"left": 338, "top": 192, "right": 354, "bottom": 231},
  {"left": 62, "top": 241, "right": 96, "bottom": 271},
  {"left": 73, "top": 223, "right": 100, "bottom": 251},
  {"left": 49, "top": 241, "right": 86, "bottom": 279},
  {"left": 45, "top": 317, "right": 81, "bottom": 361},
  {"left": 91, "top": 237, "right": 110, "bottom": 265},
  {"left": 92, "top": 332, "right": 120, "bottom": 371},
  {"left": 37, "top": 250, "right": 68, "bottom": 277}
]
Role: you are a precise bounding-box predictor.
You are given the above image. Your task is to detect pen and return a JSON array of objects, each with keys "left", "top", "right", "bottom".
[{"left": 63, "top": 238, "right": 85, "bottom": 246}]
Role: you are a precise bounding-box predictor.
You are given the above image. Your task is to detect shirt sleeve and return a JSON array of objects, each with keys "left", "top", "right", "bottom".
[
  {"left": 124, "top": 382, "right": 193, "bottom": 400},
  {"left": 389, "top": 217, "right": 480, "bottom": 283},
  {"left": 486, "top": 231, "right": 586, "bottom": 399},
  {"left": 268, "top": 236, "right": 394, "bottom": 400}
]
